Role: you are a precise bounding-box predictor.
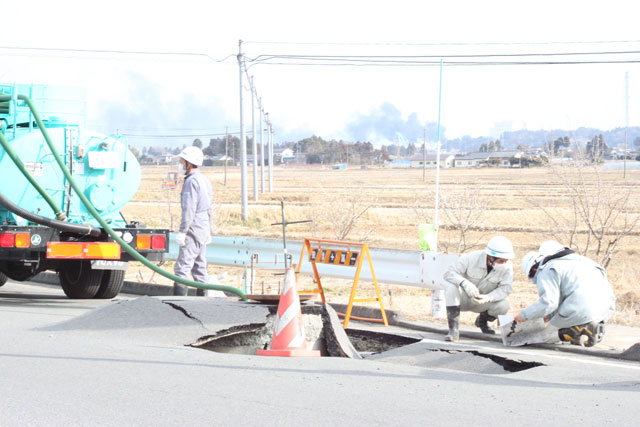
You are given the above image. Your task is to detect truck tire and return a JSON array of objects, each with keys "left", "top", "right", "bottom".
[
  {"left": 0, "top": 272, "right": 7, "bottom": 287},
  {"left": 94, "top": 269, "right": 125, "bottom": 299},
  {"left": 59, "top": 261, "right": 103, "bottom": 299}
]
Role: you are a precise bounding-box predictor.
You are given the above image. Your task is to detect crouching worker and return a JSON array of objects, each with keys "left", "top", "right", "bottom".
[
  {"left": 442, "top": 236, "right": 515, "bottom": 341},
  {"left": 516, "top": 241, "right": 615, "bottom": 347}
]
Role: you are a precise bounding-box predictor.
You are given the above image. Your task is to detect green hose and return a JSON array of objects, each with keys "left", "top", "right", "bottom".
[{"left": 8, "top": 94, "right": 245, "bottom": 299}]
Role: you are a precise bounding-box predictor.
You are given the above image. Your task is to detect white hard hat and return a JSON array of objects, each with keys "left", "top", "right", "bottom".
[
  {"left": 538, "top": 240, "right": 564, "bottom": 256},
  {"left": 178, "top": 146, "right": 204, "bottom": 166},
  {"left": 522, "top": 251, "right": 543, "bottom": 277},
  {"left": 486, "top": 236, "right": 515, "bottom": 259}
]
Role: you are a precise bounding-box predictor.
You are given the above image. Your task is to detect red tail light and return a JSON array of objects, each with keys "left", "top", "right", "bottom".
[
  {"left": 0, "top": 233, "right": 15, "bottom": 248},
  {"left": 151, "top": 235, "right": 166, "bottom": 250}
]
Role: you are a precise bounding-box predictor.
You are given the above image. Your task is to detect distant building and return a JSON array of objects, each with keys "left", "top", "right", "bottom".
[
  {"left": 246, "top": 148, "right": 297, "bottom": 166},
  {"left": 203, "top": 155, "right": 233, "bottom": 166},
  {"left": 274, "top": 148, "right": 295, "bottom": 164},
  {"left": 409, "top": 153, "right": 455, "bottom": 169},
  {"left": 453, "top": 151, "right": 522, "bottom": 168},
  {"left": 388, "top": 159, "right": 411, "bottom": 168}
]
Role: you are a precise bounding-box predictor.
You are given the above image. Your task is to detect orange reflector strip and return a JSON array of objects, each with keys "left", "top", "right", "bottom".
[
  {"left": 15, "top": 232, "right": 31, "bottom": 248},
  {"left": 46, "top": 242, "right": 121, "bottom": 260},
  {"left": 85, "top": 242, "right": 121, "bottom": 259},
  {"left": 137, "top": 235, "right": 151, "bottom": 250},
  {"left": 47, "top": 242, "right": 84, "bottom": 258}
]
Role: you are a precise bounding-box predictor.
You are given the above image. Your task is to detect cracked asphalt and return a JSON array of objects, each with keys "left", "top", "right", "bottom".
[{"left": 1, "top": 280, "right": 639, "bottom": 426}]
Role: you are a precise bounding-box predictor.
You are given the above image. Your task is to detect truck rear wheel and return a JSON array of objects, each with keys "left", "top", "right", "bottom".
[
  {"left": 0, "top": 272, "right": 7, "bottom": 287},
  {"left": 94, "top": 269, "right": 125, "bottom": 299},
  {"left": 59, "top": 261, "right": 103, "bottom": 299}
]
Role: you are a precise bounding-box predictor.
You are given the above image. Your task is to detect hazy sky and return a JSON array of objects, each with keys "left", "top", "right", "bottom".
[{"left": 2, "top": 0, "right": 639, "bottom": 147}]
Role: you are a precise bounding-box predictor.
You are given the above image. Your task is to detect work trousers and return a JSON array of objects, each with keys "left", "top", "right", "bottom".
[
  {"left": 173, "top": 235, "right": 207, "bottom": 296},
  {"left": 443, "top": 280, "right": 509, "bottom": 317}
]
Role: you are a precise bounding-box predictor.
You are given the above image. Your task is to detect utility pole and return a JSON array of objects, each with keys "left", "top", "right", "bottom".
[
  {"left": 237, "top": 40, "right": 248, "bottom": 221},
  {"left": 624, "top": 71, "right": 629, "bottom": 179},
  {"left": 430, "top": 58, "right": 445, "bottom": 319},
  {"left": 250, "top": 76, "right": 258, "bottom": 201},
  {"left": 267, "top": 113, "right": 273, "bottom": 192},
  {"left": 423, "top": 128, "right": 427, "bottom": 182},
  {"left": 259, "top": 100, "right": 265, "bottom": 194},
  {"left": 434, "top": 59, "right": 443, "bottom": 250},
  {"left": 224, "top": 127, "right": 228, "bottom": 186}
]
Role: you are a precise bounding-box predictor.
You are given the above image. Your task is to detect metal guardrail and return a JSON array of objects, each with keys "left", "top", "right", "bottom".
[{"left": 167, "top": 234, "right": 458, "bottom": 290}]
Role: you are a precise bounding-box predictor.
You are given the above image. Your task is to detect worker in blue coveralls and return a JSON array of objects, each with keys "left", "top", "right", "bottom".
[{"left": 173, "top": 146, "right": 213, "bottom": 296}]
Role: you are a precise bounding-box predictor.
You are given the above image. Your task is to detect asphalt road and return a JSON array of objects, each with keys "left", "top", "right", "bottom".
[{"left": 1, "top": 280, "right": 639, "bottom": 427}]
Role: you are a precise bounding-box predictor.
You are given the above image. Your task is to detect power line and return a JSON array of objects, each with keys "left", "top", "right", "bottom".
[
  {"left": 0, "top": 45, "right": 235, "bottom": 63},
  {"left": 120, "top": 132, "right": 243, "bottom": 138},
  {"left": 245, "top": 50, "right": 640, "bottom": 67},
  {"left": 244, "top": 39, "right": 640, "bottom": 47},
  {"left": 249, "top": 50, "right": 640, "bottom": 61},
  {"left": 248, "top": 59, "right": 640, "bottom": 67}
]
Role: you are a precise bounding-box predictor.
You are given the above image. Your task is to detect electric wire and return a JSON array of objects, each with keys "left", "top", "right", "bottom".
[
  {"left": 244, "top": 39, "right": 640, "bottom": 47},
  {"left": 0, "top": 45, "right": 233, "bottom": 63},
  {"left": 249, "top": 50, "right": 640, "bottom": 61},
  {"left": 121, "top": 132, "right": 244, "bottom": 138},
  {"left": 249, "top": 59, "right": 640, "bottom": 67}
]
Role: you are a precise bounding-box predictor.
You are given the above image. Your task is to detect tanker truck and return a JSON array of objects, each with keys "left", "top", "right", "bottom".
[{"left": 0, "top": 84, "right": 169, "bottom": 299}]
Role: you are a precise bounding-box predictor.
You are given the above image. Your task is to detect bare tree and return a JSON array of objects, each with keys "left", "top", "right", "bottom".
[
  {"left": 413, "top": 184, "right": 494, "bottom": 253},
  {"left": 306, "top": 192, "right": 377, "bottom": 241},
  {"left": 533, "top": 162, "right": 640, "bottom": 268}
]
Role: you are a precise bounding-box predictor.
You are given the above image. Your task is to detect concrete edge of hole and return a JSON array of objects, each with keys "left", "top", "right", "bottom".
[
  {"left": 189, "top": 302, "right": 363, "bottom": 358},
  {"left": 320, "top": 303, "right": 362, "bottom": 359},
  {"left": 344, "top": 329, "right": 421, "bottom": 354}
]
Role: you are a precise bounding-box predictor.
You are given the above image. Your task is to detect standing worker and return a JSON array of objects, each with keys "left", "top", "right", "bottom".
[
  {"left": 517, "top": 241, "right": 615, "bottom": 347},
  {"left": 442, "top": 236, "right": 515, "bottom": 341},
  {"left": 173, "top": 146, "right": 213, "bottom": 296}
]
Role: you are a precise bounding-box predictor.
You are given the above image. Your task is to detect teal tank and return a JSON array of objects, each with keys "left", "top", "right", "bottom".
[{"left": 0, "top": 84, "right": 140, "bottom": 227}]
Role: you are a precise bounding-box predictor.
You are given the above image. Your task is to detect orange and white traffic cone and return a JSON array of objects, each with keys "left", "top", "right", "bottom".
[{"left": 257, "top": 268, "right": 321, "bottom": 357}]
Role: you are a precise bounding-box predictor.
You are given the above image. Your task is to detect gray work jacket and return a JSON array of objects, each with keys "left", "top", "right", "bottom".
[
  {"left": 443, "top": 249, "right": 513, "bottom": 302},
  {"left": 520, "top": 253, "right": 615, "bottom": 328},
  {"left": 179, "top": 169, "right": 213, "bottom": 244}
]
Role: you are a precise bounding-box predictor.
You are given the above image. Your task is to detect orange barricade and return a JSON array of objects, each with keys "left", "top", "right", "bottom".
[{"left": 295, "top": 238, "right": 388, "bottom": 329}]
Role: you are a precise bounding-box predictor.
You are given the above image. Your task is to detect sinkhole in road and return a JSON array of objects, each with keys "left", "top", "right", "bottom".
[
  {"left": 190, "top": 315, "right": 544, "bottom": 373},
  {"left": 190, "top": 321, "right": 420, "bottom": 358}
]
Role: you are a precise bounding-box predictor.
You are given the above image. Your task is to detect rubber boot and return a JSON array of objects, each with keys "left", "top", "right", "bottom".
[
  {"left": 475, "top": 311, "right": 496, "bottom": 335},
  {"left": 444, "top": 306, "right": 460, "bottom": 342},
  {"left": 173, "top": 282, "right": 188, "bottom": 296},
  {"left": 558, "top": 321, "right": 605, "bottom": 347}
]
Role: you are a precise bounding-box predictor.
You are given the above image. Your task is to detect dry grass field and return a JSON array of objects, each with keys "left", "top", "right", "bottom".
[{"left": 122, "top": 164, "right": 640, "bottom": 327}]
